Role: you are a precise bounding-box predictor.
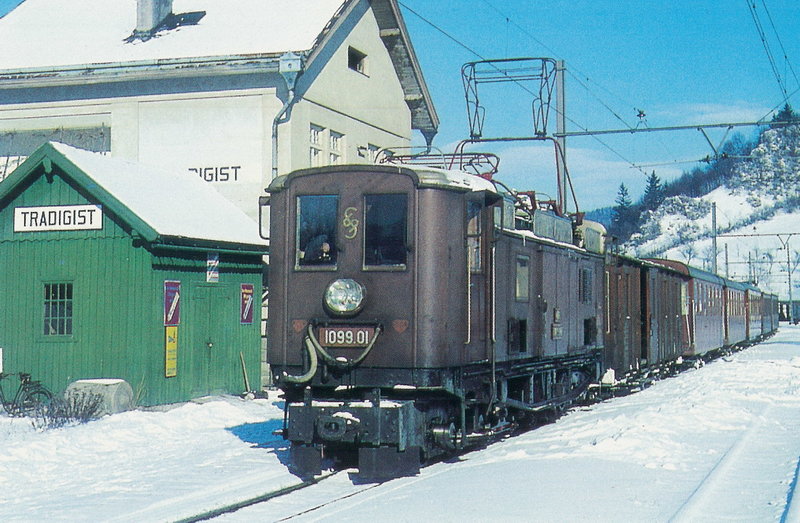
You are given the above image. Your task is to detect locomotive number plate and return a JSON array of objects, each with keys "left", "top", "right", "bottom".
[{"left": 318, "top": 326, "right": 375, "bottom": 347}]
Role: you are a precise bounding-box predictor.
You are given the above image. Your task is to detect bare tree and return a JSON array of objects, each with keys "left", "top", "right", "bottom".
[{"left": 680, "top": 243, "right": 696, "bottom": 265}]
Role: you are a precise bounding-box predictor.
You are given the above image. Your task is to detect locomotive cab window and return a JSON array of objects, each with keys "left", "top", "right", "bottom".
[
  {"left": 579, "top": 267, "right": 593, "bottom": 303},
  {"left": 515, "top": 255, "right": 530, "bottom": 301},
  {"left": 467, "top": 200, "right": 482, "bottom": 272},
  {"left": 364, "top": 194, "right": 407, "bottom": 267},
  {"left": 297, "top": 195, "right": 338, "bottom": 267}
]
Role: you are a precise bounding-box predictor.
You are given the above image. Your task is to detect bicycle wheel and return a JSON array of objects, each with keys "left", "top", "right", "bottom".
[{"left": 13, "top": 386, "right": 54, "bottom": 418}]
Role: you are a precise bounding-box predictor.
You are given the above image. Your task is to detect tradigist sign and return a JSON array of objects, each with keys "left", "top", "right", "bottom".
[{"left": 14, "top": 204, "right": 103, "bottom": 232}]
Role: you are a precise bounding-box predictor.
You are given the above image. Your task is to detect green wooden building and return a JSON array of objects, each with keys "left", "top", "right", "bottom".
[{"left": 0, "top": 142, "right": 267, "bottom": 406}]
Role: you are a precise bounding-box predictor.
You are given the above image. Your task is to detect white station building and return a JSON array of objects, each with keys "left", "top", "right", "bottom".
[{"left": 0, "top": 0, "right": 439, "bottom": 220}]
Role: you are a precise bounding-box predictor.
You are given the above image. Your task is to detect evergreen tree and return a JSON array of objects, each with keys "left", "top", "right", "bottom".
[
  {"left": 771, "top": 103, "right": 800, "bottom": 128},
  {"left": 641, "top": 171, "right": 664, "bottom": 211},
  {"left": 611, "top": 183, "right": 635, "bottom": 240},
  {"left": 614, "top": 182, "right": 632, "bottom": 211}
]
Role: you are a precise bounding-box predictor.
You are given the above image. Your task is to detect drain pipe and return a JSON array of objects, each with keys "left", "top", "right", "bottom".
[{"left": 272, "top": 52, "right": 303, "bottom": 179}]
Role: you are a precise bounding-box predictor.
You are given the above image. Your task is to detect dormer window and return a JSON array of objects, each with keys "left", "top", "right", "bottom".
[{"left": 348, "top": 47, "right": 367, "bottom": 75}]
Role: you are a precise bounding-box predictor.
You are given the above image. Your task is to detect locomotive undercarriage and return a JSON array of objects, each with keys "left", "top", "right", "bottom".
[{"left": 280, "top": 351, "right": 600, "bottom": 479}]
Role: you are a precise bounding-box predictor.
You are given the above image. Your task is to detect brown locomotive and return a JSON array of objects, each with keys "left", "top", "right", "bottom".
[{"left": 265, "top": 162, "right": 605, "bottom": 478}]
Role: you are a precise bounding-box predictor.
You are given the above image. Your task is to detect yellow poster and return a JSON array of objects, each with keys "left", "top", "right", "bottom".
[{"left": 165, "top": 326, "right": 178, "bottom": 378}]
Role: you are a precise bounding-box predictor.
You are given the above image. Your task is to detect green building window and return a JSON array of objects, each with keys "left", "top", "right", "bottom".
[{"left": 44, "top": 283, "right": 73, "bottom": 336}]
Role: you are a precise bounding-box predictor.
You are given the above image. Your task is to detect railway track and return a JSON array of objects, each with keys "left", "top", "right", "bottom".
[
  {"left": 175, "top": 470, "right": 340, "bottom": 522},
  {"left": 201, "top": 458, "right": 458, "bottom": 521},
  {"left": 784, "top": 456, "right": 800, "bottom": 523},
  {"left": 173, "top": 425, "right": 508, "bottom": 522},
  {"left": 667, "top": 405, "right": 768, "bottom": 522},
  {"left": 666, "top": 400, "right": 800, "bottom": 521},
  {"left": 272, "top": 480, "right": 385, "bottom": 522},
  {"left": 177, "top": 438, "right": 494, "bottom": 521},
  {"left": 176, "top": 339, "right": 783, "bottom": 522}
]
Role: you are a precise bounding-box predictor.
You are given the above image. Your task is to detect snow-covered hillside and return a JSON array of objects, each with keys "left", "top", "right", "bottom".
[{"left": 627, "top": 125, "right": 800, "bottom": 298}]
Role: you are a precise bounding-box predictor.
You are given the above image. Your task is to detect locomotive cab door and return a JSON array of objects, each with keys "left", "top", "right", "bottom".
[
  {"left": 646, "top": 269, "right": 659, "bottom": 365},
  {"left": 465, "top": 198, "right": 490, "bottom": 363}
]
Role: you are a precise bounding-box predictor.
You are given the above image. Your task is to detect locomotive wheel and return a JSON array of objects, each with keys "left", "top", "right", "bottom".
[
  {"left": 473, "top": 412, "right": 486, "bottom": 433},
  {"left": 421, "top": 404, "right": 460, "bottom": 456},
  {"left": 431, "top": 422, "right": 457, "bottom": 450}
]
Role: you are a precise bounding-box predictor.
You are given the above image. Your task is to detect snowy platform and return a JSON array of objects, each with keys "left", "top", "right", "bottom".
[{"left": 2, "top": 327, "right": 800, "bottom": 521}]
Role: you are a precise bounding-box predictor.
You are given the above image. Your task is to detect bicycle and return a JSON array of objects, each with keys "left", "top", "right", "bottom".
[{"left": 0, "top": 372, "right": 54, "bottom": 417}]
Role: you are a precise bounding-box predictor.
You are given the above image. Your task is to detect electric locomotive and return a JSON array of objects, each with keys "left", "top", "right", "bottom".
[{"left": 265, "top": 158, "right": 605, "bottom": 478}]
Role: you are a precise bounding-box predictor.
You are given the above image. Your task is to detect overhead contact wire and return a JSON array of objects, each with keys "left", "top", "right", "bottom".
[{"left": 398, "top": 1, "right": 648, "bottom": 175}]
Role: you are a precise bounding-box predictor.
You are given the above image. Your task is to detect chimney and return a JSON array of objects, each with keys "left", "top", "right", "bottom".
[{"left": 136, "top": 0, "right": 173, "bottom": 34}]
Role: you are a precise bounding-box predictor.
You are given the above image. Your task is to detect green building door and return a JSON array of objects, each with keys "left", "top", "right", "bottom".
[{"left": 187, "top": 283, "right": 235, "bottom": 396}]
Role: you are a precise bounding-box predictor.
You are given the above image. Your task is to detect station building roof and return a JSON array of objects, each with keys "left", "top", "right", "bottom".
[
  {"left": 0, "top": 0, "right": 344, "bottom": 68},
  {"left": 0, "top": 0, "right": 438, "bottom": 138},
  {"left": 0, "top": 142, "right": 267, "bottom": 252}
]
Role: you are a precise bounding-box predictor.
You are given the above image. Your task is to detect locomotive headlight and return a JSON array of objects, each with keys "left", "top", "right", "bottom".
[{"left": 324, "top": 279, "right": 366, "bottom": 316}]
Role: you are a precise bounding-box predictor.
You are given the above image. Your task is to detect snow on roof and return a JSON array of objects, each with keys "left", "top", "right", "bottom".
[
  {"left": 0, "top": 0, "right": 346, "bottom": 70},
  {"left": 414, "top": 166, "right": 499, "bottom": 194},
  {"left": 50, "top": 142, "right": 266, "bottom": 248}
]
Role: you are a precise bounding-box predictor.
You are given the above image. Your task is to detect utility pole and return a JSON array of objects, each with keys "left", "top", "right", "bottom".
[
  {"left": 555, "top": 60, "right": 567, "bottom": 214},
  {"left": 725, "top": 243, "right": 729, "bottom": 279},
  {"left": 718, "top": 232, "right": 799, "bottom": 319},
  {"left": 712, "top": 203, "right": 718, "bottom": 274},
  {"left": 778, "top": 235, "right": 795, "bottom": 323},
  {"left": 789, "top": 243, "right": 793, "bottom": 324}
]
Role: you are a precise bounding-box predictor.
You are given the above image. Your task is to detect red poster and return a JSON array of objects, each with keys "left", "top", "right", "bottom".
[
  {"left": 241, "top": 284, "right": 254, "bottom": 325},
  {"left": 164, "top": 280, "right": 181, "bottom": 326}
]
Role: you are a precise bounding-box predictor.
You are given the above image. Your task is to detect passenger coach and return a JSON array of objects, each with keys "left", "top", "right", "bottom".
[
  {"left": 603, "top": 255, "right": 689, "bottom": 377},
  {"left": 646, "top": 260, "right": 726, "bottom": 356}
]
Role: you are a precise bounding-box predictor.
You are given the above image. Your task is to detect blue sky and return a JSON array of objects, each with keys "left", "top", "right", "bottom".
[
  {"left": 0, "top": 0, "right": 20, "bottom": 17},
  {"left": 398, "top": 0, "right": 800, "bottom": 209},
  {"left": 1, "top": 0, "right": 798, "bottom": 210}
]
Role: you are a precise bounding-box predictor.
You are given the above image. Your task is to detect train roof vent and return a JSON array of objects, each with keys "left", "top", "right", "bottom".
[{"left": 535, "top": 210, "right": 573, "bottom": 244}]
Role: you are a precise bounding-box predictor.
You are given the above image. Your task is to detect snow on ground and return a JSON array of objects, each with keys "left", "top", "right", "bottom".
[
  {"left": 633, "top": 185, "right": 781, "bottom": 258},
  {"left": 630, "top": 182, "right": 797, "bottom": 298},
  {"left": 230, "top": 327, "right": 800, "bottom": 522},
  {"left": 0, "top": 395, "right": 300, "bottom": 522},
  {"left": 3, "top": 327, "right": 800, "bottom": 522}
]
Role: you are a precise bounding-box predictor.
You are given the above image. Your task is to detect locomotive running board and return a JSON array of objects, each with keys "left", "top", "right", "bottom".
[{"left": 503, "top": 376, "right": 592, "bottom": 412}]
